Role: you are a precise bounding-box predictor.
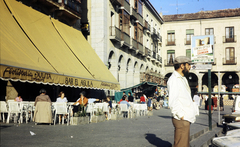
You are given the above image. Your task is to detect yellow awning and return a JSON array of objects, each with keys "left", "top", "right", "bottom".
[
  {"left": 0, "top": 0, "right": 120, "bottom": 90},
  {"left": 0, "top": 0, "right": 56, "bottom": 73}
]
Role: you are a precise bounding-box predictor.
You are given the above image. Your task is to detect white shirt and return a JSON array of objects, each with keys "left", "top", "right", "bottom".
[
  {"left": 193, "top": 95, "right": 200, "bottom": 106},
  {"left": 56, "top": 97, "right": 68, "bottom": 103},
  {"left": 167, "top": 71, "right": 199, "bottom": 123}
]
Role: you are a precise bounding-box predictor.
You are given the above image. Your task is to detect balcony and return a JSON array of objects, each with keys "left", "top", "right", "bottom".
[
  {"left": 157, "top": 32, "right": 162, "bottom": 42},
  {"left": 109, "top": 26, "right": 122, "bottom": 42},
  {"left": 223, "top": 35, "right": 237, "bottom": 43},
  {"left": 110, "top": 0, "right": 122, "bottom": 6},
  {"left": 152, "top": 27, "right": 156, "bottom": 35},
  {"left": 185, "top": 39, "right": 191, "bottom": 45},
  {"left": 143, "top": 20, "right": 151, "bottom": 34},
  {"left": 137, "top": 13, "right": 143, "bottom": 25},
  {"left": 152, "top": 51, "right": 156, "bottom": 61},
  {"left": 122, "top": 32, "right": 130, "bottom": 47},
  {"left": 223, "top": 57, "right": 237, "bottom": 65},
  {"left": 138, "top": 43, "right": 144, "bottom": 54},
  {"left": 33, "top": 0, "right": 81, "bottom": 25},
  {"left": 166, "top": 39, "right": 176, "bottom": 46},
  {"left": 123, "top": 0, "right": 130, "bottom": 13},
  {"left": 130, "top": 38, "right": 138, "bottom": 50},
  {"left": 145, "top": 47, "right": 151, "bottom": 58},
  {"left": 130, "top": 7, "right": 138, "bottom": 20},
  {"left": 110, "top": 0, "right": 130, "bottom": 12}
]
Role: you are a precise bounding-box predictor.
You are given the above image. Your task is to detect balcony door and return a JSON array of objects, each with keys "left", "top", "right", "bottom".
[
  {"left": 226, "top": 27, "right": 234, "bottom": 42},
  {"left": 226, "top": 47, "right": 235, "bottom": 64}
]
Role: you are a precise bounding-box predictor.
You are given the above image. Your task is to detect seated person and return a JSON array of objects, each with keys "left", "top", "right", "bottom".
[
  {"left": 120, "top": 95, "right": 131, "bottom": 118},
  {"left": 15, "top": 95, "right": 23, "bottom": 102},
  {"left": 56, "top": 91, "right": 68, "bottom": 123},
  {"left": 118, "top": 95, "right": 129, "bottom": 104},
  {"left": 33, "top": 89, "right": 52, "bottom": 124},
  {"left": 56, "top": 91, "right": 68, "bottom": 103},
  {"left": 34, "top": 89, "right": 51, "bottom": 106},
  {"left": 72, "top": 91, "right": 88, "bottom": 115},
  {"left": 120, "top": 95, "right": 131, "bottom": 108}
]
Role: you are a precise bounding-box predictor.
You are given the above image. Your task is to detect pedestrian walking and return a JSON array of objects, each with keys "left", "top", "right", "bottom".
[{"left": 167, "top": 56, "right": 199, "bottom": 147}]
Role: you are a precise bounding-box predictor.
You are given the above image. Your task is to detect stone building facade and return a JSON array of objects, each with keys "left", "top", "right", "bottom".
[
  {"left": 88, "top": 0, "right": 164, "bottom": 89},
  {"left": 162, "top": 9, "right": 240, "bottom": 92}
]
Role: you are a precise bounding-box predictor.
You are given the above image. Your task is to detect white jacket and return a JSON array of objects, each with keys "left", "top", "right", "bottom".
[{"left": 167, "top": 71, "right": 199, "bottom": 123}]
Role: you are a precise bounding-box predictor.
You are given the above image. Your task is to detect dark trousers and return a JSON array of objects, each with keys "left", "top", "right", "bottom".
[{"left": 172, "top": 118, "right": 190, "bottom": 147}]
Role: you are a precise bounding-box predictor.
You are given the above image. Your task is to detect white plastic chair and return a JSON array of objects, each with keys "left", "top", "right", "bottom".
[
  {"left": 7, "top": 101, "right": 22, "bottom": 124},
  {"left": 19, "top": 102, "right": 30, "bottom": 123},
  {"left": 119, "top": 104, "right": 130, "bottom": 118},
  {"left": 102, "top": 102, "right": 109, "bottom": 119},
  {"left": 0, "top": 101, "right": 8, "bottom": 123},
  {"left": 140, "top": 104, "right": 148, "bottom": 116},
  {"left": 86, "top": 103, "right": 94, "bottom": 122},
  {"left": 28, "top": 102, "right": 35, "bottom": 121},
  {"left": 94, "top": 103, "right": 103, "bottom": 115},
  {"left": 53, "top": 102, "right": 69, "bottom": 125},
  {"left": 133, "top": 104, "right": 141, "bottom": 116}
]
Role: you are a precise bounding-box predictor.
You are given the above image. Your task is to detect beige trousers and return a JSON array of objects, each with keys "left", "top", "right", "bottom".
[{"left": 172, "top": 118, "right": 190, "bottom": 147}]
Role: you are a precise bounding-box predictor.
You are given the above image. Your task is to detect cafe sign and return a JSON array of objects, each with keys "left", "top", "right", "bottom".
[
  {"left": 0, "top": 65, "right": 120, "bottom": 90},
  {"left": 191, "top": 35, "right": 214, "bottom": 63}
]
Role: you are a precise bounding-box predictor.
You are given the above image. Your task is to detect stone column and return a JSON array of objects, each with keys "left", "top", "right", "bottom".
[
  {"left": 198, "top": 73, "right": 204, "bottom": 92},
  {"left": 119, "top": 69, "right": 127, "bottom": 89},
  {"left": 127, "top": 68, "right": 134, "bottom": 88}
]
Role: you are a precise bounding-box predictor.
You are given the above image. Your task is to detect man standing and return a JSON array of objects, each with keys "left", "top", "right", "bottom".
[{"left": 167, "top": 56, "right": 199, "bottom": 147}]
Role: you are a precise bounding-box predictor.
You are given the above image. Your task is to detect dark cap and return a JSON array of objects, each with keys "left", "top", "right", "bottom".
[{"left": 174, "top": 56, "right": 193, "bottom": 64}]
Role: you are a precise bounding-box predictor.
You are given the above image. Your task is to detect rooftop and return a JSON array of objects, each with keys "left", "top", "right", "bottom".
[{"left": 163, "top": 8, "right": 240, "bottom": 22}]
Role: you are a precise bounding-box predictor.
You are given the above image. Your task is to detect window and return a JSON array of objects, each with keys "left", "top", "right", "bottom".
[
  {"left": 167, "top": 30, "right": 175, "bottom": 45},
  {"left": 137, "top": 24, "right": 143, "bottom": 44},
  {"left": 137, "top": 0, "right": 142, "bottom": 16},
  {"left": 186, "top": 49, "right": 191, "bottom": 59},
  {"left": 167, "top": 50, "right": 175, "bottom": 65},
  {"left": 225, "top": 47, "right": 235, "bottom": 64},
  {"left": 134, "top": 25, "right": 137, "bottom": 40},
  {"left": 225, "top": 27, "right": 234, "bottom": 42},
  {"left": 120, "top": 11, "right": 130, "bottom": 35},
  {"left": 205, "top": 28, "right": 214, "bottom": 35},
  {"left": 186, "top": 29, "right": 194, "bottom": 45},
  {"left": 125, "top": 0, "right": 129, "bottom": 3},
  {"left": 134, "top": 0, "right": 142, "bottom": 16}
]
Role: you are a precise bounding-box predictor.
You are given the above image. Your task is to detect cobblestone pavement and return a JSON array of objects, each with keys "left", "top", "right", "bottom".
[{"left": 0, "top": 106, "right": 232, "bottom": 147}]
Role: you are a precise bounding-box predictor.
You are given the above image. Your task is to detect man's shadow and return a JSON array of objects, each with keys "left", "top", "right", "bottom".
[{"left": 145, "top": 133, "right": 172, "bottom": 147}]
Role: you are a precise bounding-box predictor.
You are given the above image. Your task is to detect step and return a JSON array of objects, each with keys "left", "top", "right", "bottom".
[{"left": 190, "top": 125, "right": 223, "bottom": 147}]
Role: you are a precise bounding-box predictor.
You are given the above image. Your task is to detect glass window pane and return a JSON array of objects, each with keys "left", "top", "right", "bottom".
[
  {"left": 226, "top": 28, "right": 229, "bottom": 38},
  {"left": 226, "top": 48, "right": 229, "bottom": 60},
  {"left": 210, "top": 29, "right": 214, "bottom": 35},
  {"left": 205, "top": 29, "right": 209, "bottom": 35}
]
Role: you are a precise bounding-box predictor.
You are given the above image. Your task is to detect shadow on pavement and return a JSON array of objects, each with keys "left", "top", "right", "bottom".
[
  {"left": 0, "top": 125, "right": 12, "bottom": 130},
  {"left": 145, "top": 133, "right": 172, "bottom": 147},
  {"left": 158, "top": 116, "right": 172, "bottom": 119}
]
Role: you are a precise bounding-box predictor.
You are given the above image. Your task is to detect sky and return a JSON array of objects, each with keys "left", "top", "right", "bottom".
[{"left": 149, "top": 0, "right": 240, "bottom": 15}]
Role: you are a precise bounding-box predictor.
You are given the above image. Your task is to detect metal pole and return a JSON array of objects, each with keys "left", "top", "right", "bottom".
[
  {"left": 218, "top": 71, "right": 221, "bottom": 125},
  {"left": 208, "top": 69, "right": 212, "bottom": 131}
]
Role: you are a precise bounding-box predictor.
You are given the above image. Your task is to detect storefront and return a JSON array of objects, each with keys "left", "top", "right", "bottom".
[{"left": 0, "top": 0, "right": 120, "bottom": 101}]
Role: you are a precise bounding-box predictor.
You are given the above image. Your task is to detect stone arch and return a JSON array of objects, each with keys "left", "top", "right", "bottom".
[
  {"left": 140, "top": 64, "right": 144, "bottom": 72},
  {"left": 202, "top": 72, "right": 218, "bottom": 91},
  {"left": 134, "top": 61, "right": 140, "bottom": 85},
  {"left": 222, "top": 72, "right": 239, "bottom": 92},
  {"left": 126, "top": 58, "right": 134, "bottom": 87},
  {"left": 108, "top": 50, "right": 117, "bottom": 69},
  {"left": 118, "top": 55, "right": 127, "bottom": 88}
]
